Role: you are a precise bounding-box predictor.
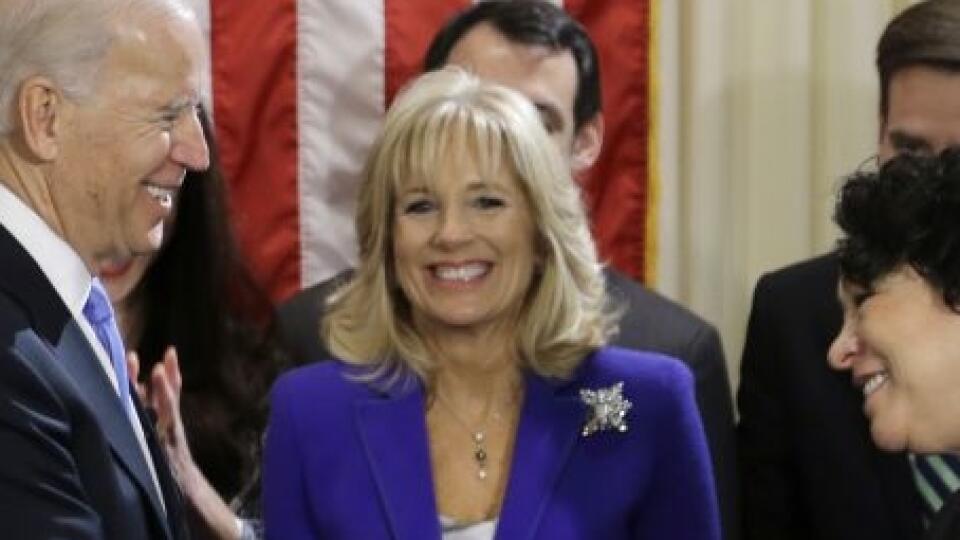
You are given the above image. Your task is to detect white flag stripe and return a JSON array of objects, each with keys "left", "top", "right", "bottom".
[{"left": 298, "top": 1, "right": 386, "bottom": 287}]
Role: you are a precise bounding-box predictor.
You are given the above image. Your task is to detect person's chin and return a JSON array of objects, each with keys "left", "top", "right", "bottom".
[
  {"left": 143, "top": 220, "right": 165, "bottom": 251},
  {"left": 869, "top": 418, "right": 909, "bottom": 452}
]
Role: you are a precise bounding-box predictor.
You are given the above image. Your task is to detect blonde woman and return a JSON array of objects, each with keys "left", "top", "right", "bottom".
[{"left": 263, "top": 68, "right": 719, "bottom": 540}]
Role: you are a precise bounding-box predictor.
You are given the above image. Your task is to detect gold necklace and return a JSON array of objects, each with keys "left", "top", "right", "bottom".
[{"left": 434, "top": 391, "right": 494, "bottom": 480}]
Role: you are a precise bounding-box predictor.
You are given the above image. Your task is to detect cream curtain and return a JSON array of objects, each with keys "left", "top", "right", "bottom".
[{"left": 654, "top": 0, "right": 918, "bottom": 391}]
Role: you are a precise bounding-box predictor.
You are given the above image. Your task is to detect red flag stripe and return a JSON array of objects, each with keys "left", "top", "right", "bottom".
[
  {"left": 210, "top": 0, "right": 301, "bottom": 302},
  {"left": 384, "top": 0, "right": 471, "bottom": 107},
  {"left": 570, "top": 0, "right": 651, "bottom": 282}
]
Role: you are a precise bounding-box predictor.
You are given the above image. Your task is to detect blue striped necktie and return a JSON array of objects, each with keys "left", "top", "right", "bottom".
[
  {"left": 910, "top": 453, "right": 960, "bottom": 524},
  {"left": 82, "top": 278, "right": 131, "bottom": 408}
]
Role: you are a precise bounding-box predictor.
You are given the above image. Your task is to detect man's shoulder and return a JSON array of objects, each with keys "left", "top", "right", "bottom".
[
  {"left": 278, "top": 269, "right": 354, "bottom": 318},
  {"left": 748, "top": 252, "right": 841, "bottom": 332},
  {"left": 275, "top": 269, "right": 354, "bottom": 363},
  {"left": 754, "top": 252, "right": 838, "bottom": 298},
  {"left": 604, "top": 268, "right": 719, "bottom": 355}
]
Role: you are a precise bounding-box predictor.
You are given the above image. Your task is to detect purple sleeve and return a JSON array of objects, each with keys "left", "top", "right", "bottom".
[
  {"left": 263, "top": 377, "right": 317, "bottom": 540},
  {"left": 633, "top": 362, "right": 721, "bottom": 540}
]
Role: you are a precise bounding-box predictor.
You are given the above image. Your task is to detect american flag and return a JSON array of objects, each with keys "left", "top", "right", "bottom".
[{"left": 193, "top": 0, "right": 656, "bottom": 302}]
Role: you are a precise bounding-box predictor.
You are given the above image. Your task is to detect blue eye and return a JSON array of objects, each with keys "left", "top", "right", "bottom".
[
  {"left": 402, "top": 199, "right": 435, "bottom": 214},
  {"left": 473, "top": 196, "right": 505, "bottom": 210}
]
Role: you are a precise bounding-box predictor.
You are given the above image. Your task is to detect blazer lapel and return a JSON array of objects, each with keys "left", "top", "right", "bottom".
[
  {"left": 496, "top": 374, "right": 584, "bottom": 540},
  {"left": 54, "top": 321, "right": 172, "bottom": 540},
  {"left": 356, "top": 382, "right": 440, "bottom": 540},
  {"left": 874, "top": 449, "right": 924, "bottom": 539}
]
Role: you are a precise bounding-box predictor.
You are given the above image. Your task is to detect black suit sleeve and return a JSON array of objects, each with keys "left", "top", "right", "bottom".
[
  {"left": 737, "top": 274, "right": 806, "bottom": 540},
  {"left": 275, "top": 292, "right": 327, "bottom": 364},
  {"left": 0, "top": 344, "right": 103, "bottom": 540},
  {"left": 276, "top": 270, "right": 353, "bottom": 364},
  {"left": 682, "top": 323, "right": 739, "bottom": 540}
]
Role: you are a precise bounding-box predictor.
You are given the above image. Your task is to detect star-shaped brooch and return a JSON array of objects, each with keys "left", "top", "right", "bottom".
[{"left": 580, "top": 382, "right": 632, "bottom": 437}]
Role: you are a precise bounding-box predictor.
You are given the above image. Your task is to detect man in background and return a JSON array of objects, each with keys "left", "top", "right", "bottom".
[
  {"left": 738, "top": 1, "right": 960, "bottom": 539},
  {"left": 278, "top": 2, "right": 738, "bottom": 538},
  {"left": 0, "top": 0, "right": 210, "bottom": 537}
]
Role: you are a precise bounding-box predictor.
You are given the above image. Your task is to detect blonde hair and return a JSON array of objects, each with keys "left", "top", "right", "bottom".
[{"left": 324, "top": 67, "right": 616, "bottom": 383}]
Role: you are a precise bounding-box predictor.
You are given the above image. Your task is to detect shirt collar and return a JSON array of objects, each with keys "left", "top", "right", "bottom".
[{"left": 0, "top": 182, "right": 92, "bottom": 312}]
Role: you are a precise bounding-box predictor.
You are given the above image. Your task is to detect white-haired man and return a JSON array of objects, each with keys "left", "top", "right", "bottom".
[{"left": 0, "top": 1, "right": 209, "bottom": 538}]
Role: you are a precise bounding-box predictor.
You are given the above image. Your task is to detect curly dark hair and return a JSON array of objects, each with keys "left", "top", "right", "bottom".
[{"left": 835, "top": 147, "right": 960, "bottom": 310}]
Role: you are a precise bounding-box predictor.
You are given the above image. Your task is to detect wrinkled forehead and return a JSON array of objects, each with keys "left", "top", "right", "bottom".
[{"left": 96, "top": 6, "right": 206, "bottom": 99}]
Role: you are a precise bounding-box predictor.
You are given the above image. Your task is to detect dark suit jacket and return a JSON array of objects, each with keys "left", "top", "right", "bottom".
[
  {"left": 277, "top": 267, "right": 739, "bottom": 540},
  {"left": 928, "top": 490, "right": 960, "bottom": 540},
  {"left": 264, "top": 347, "right": 720, "bottom": 540},
  {"left": 737, "top": 253, "right": 923, "bottom": 540},
  {"left": 0, "top": 226, "right": 188, "bottom": 540}
]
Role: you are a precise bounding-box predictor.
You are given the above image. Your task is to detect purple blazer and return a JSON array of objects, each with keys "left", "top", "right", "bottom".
[{"left": 263, "top": 346, "right": 720, "bottom": 539}]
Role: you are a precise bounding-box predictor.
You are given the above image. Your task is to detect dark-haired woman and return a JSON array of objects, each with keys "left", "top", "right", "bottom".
[
  {"left": 829, "top": 148, "right": 960, "bottom": 539},
  {"left": 102, "top": 110, "right": 286, "bottom": 540}
]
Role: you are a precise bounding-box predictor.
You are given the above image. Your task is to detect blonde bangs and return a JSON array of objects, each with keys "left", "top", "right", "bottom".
[{"left": 386, "top": 99, "right": 512, "bottom": 196}]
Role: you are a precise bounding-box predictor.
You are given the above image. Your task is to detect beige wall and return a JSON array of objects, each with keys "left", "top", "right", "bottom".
[{"left": 654, "top": 0, "right": 919, "bottom": 392}]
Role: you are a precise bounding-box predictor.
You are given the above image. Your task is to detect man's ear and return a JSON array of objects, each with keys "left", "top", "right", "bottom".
[
  {"left": 571, "top": 113, "right": 603, "bottom": 173},
  {"left": 18, "top": 76, "right": 64, "bottom": 161}
]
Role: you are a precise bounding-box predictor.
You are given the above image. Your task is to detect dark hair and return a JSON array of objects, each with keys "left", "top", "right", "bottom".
[
  {"left": 135, "top": 110, "right": 286, "bottom": 503},
  {"left": 877, "top": 0, "right": 960, "bottom": 120},
  {"left": 422, "top": 0, "right": 600, "bottom": 133},
  {"left": 835, "top": 147, "right": 960, "bottom": 310}
]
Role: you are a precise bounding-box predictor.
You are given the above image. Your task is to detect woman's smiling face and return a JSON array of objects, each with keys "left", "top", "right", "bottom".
[
  {"left": 391, "top": 150, "right": 539, "bottom": 337},
  {"left": 829, "top": 265, "right": 960, "bottom": 453}
]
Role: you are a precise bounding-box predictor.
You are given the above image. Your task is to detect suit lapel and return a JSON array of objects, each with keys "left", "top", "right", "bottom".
[
  {"left": 55, "top": 322, "right": 172, "bottom": 539},
  {"left": 132, "top": 391, "right": 187, "bottom": 540},
  {"left": 356, "top": 381, "right": 440, "bottom": 540},
  {"left": 496, "top": 374, "right": 584, "bottom": 540},
  {"left": 874, "top": 449, "right": 924, "bottom": 538}
]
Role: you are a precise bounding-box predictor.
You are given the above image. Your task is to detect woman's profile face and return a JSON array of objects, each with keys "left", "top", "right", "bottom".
[
  {"left": 391, "top": 151, "right": 540, "bottom": 337},
  {"left": 828, "top": 265, "right": 960, "bottom": 453}
]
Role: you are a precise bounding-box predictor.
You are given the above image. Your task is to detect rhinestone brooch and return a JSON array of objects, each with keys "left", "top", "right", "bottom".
[{"left": 580, "top": 382, "right": 632, "bottom": 437}]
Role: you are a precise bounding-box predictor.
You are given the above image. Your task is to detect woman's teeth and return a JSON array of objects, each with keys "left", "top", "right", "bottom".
[
  {"left": 863, "top": 372, "right": 889, "bottom": 397},
  {"left": 434, "top": 263, "right": 488, "bottom": 282}
]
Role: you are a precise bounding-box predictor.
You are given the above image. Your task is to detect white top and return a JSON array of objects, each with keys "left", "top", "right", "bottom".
[
  {"left": 0, "top": 182, "right": 165, "bottom": 511},
  {"left": 440, "top": 514, "right": 497, "bottom": 540}
]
